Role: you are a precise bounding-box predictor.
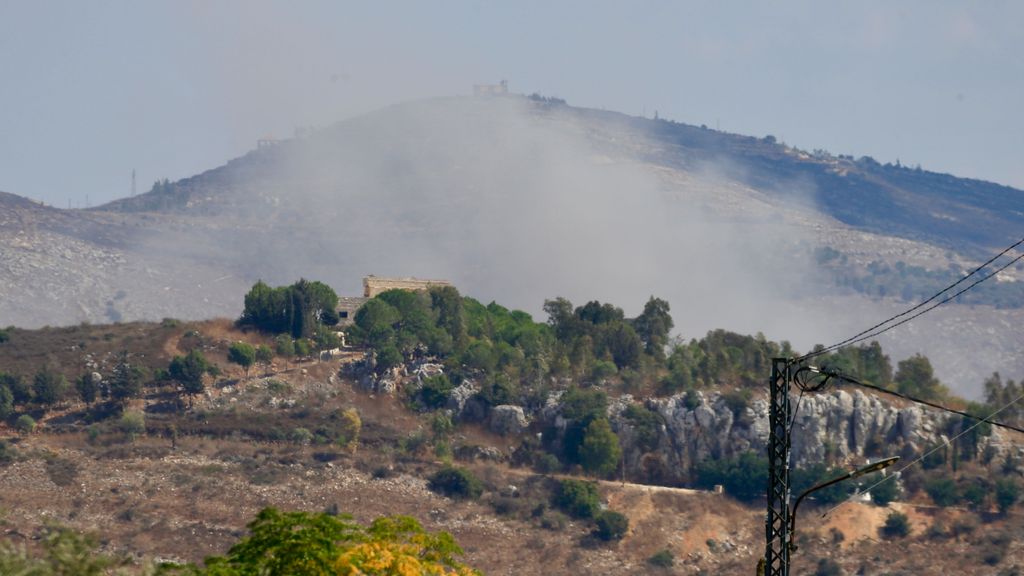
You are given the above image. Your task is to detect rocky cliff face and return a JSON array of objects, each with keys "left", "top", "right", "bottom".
[{"left": 541, "top": 389, "right": 1013, "bottom": 484}]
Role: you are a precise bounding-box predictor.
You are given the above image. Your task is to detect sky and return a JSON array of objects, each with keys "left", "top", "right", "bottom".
[{"left": 1, "top": 1, "right": 1023, "bottom": 208}]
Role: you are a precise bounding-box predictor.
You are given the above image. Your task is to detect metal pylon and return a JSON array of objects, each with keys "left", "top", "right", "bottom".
[{"left": 765, "top": 358, "right": 792, "bottom": 576}]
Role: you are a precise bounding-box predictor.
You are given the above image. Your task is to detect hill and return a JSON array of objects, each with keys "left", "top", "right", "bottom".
[
  {"left": 1, "top": 316, "right": 1022, "bottom": 574},
  {"left": 1, "top": 95, "right": 1022, "bottom": 397}
]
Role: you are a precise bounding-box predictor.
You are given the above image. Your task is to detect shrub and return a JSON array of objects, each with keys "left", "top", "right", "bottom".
[
  {"left": 578, "top": 418, "right": 622, "bottom": 477},
  {"left": 695, "top": 451, "right": 767, "bottom": 501},
  {"left": 647, "top": 549, "right": 674, "bottom": 568},
  {"left": 554, "top": 479, "right": 601, "bottom": 519},
  {"left": 881, "top": 511, "right": 910, "bottom": 539},
  {"left": 15, "top": 414, "right": 36, "bottom": 435},
  {"left": 814, "top": 558, "right": 843, "bottom": 576},
  {"left": 996, "top": 478, "right": 1020, "bottom": 514},
  {"left": 428, "top": 466, "right": 483, "bottom": 500},
  {"left": 289, "top": 427, "right": 313, "bottom": 445},
  {"left": 118, "top": 411, "right": 146, "bottom": 437},
  {"left": 419, "top": 375, "right": 454, "bottom": 409},
  {"left": 533, "top": 453, "right": 562, "bottom": 474},
  {"left": 594, "top": 510, "right": 628, "bottom": 541},
  {"left": 924, "top": 476, "right": 959, "bottom": 507},
  {"left": 870, "top": 475, "right": 900, "bottom": 506},
  {"left": 539, "top": 511, "right": 568, "bottom": 531}
]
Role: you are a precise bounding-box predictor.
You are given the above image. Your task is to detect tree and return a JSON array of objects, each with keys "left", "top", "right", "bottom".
[
  {"left": 594, "top": 510, "right": 629, "bottom": 541},
  {"left": 75, "top": 373, "right": 98, "bottom": 405},
  {"left": 601, "top": 322, "right": 642, "bottom": 369},
  {"left": 0, "top": 385, "right": 12, "bottom": 420},
  {"left": 870, "top": 476, "right": 901, "bottom": 506},
  {"left": 554, "top": 479, "right": 601, "bottom": 519},
  {"left": 107, "top": 351, "right": 144, "bottom": 405},
  {"left": 228, "top": 342, "right": 256, "bottom": 378},
  {"left": 695, "top": 451, "right": 768, "bottom": 501},
  {"left": 881, "top": 511, "right": 910, "bottom": 538},
  {"left": 274, "top": 335, "right": 295, "bottom": 363},
  {"left": 633, "top": 296, "right": 673, "bottom": 359},
  {"left": 428, "top": 466, "right": 483, "bottom": 500},
  {"left": 32, "top": 368, "right": 68, "bottom": 407},
  {"left": 924, "top": 476, "right": 959, "bottom": 507},
  {"left": 579, "top": 418, "right": 622, "bottom": 477},
  {"left": 894, "top": 354, "right": 947, "bottom": 401},
  {"left": 170, "top": 350, "right": 215, "bottom": 408},
  {"left": 189, "top": 507, "right": 479, "bottom": 575},
  {"left": 0, "top": 372, "right": 31, "bottom": 405},
  {"left": 996, "top": 478, "right": 1019, "bottom": 514},
  {"left": 255, "top": 344, "right": 274, "bottom": 375}
]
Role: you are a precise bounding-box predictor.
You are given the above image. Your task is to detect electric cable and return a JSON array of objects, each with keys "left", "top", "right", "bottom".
[
  {"left": 799, "top": 235, "right": 1024, "bottom": 362},
  {"left": 819, "top": 388, "right": 1024, "bottom": 520}
]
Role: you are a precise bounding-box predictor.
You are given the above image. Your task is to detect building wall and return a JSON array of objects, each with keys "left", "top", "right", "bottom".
[{"left": 363, "top": 276, "right": 453, "bottom": 298}]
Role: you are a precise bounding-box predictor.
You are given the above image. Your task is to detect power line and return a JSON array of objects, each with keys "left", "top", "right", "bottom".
[
  {"left": 820, "top": 388, "right": 1024, "bottom": 520},
  {"left": 800, "top": 235, "right": 1024, "bottom": 362},
  {"left": 841, "top": 373, "right": 1024, "bottom": 435}
]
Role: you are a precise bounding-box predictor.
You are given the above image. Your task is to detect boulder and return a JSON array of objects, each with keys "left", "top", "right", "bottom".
[{"left": 488, "top": 405, "right": 530, "bottom": 436}]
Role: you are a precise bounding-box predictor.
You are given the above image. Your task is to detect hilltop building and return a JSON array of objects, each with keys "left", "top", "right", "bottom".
[{"left": 335, "top": 275, "right": 454, "bottom": 326}]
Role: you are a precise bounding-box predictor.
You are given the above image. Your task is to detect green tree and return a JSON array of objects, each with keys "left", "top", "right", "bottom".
[
  {"left": 579, "top": 418, "right": 622, "bottom": 477},
  {"left": 870, "top": 476, "right": 901, "bottom": 506},
  {"left": 274, "top": 335, "right": 295, "bottom": 363},
  {"left": 0, "top": 385, "right": 12, "bottom": 420},
  {"left": 594, "top": 510, "right": 629, "bottom": 541},
  {"left": 924, "top": 475, "right": 959, "bottom": 507},
  {"left": 190, "top": 507, "right": 478, "bottom": 575},
  {"left": 554, "top": 479, "right": 601, "bottom": 519},
  {"left": 75, "top": 373, "right": 98, "bottom": 405},
  {"left": 428, "top": 466, "right": 483, "bottom": 500},
  {"left": 32, "top": 368, "right": 68, "bottom": 407},
  {"left": 228, "top": 342, "right": 256, "bottom": 377},
  {"left": 995, "top": 478, "right": 1019, "bottom": 514},
  {"left": 632, "top": 296, "right": 673, "bottom": 360},
  {"left": 0, "top": 525, "right": 125, "bottom": 575},
  {"left": 170, "top": 350, "right": 215, "bottom": 408},
  {"left": 107, "top": 351, "right": 144, "bottom": 405},
  {"left": 0, "top": 372, "right": 31, "bottom": 405},
  {"left": 695, "top": 451, "right": 768, "bottom": 502},
  {"left": 894, "top": 354, "right": 947, "bottom": 401},
  {"left": 255, "top": 344, "right": 274, "bottom": 375},
  {"left": 881, "top": 511, "right": 910, "bottom": 538}
]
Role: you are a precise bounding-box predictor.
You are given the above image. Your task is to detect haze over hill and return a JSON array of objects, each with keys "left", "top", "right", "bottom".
[{"left": 1, "top": 94, "right": 1022, "bottom": 398}]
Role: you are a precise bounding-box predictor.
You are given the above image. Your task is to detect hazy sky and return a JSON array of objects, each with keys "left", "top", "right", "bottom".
[{"left": 2, "top": 1, "right": 1022, "bottom": 207}]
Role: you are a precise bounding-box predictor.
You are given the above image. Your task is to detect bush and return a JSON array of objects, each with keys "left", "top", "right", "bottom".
[
  {"left": 647, "top": 549, "right": 674, "bottom": 568},
  {"left": 814, "top": 558, "right": 843, "bottom": 576},
  {"left": 881, "top": 511, "right": 910, "bottom": 539},
  {"left": 428, "top": 466, "right": 483, "bottom": 500},
  {"left": 15, "top": 414, "right": 36, "bottom": 434},
  {"left": 554, "top": 479, "right": 601, "bottom": 519},
  {"left": 578, "top": 418, "right": 622, "bottom": 477},
  {"left": 996, "top": 477, "right": 1020, "bottom": 514},
  {"left": 118, "top": 411, "right": 146, "bottom": 436},
  {"left": 695, "top": 451, "right": 767, "bottom": 501},
  {"left": 870, "top": 475, "right": 900, "bottom": 506},
  {"left": 419, "top": 375, "right": 454, "bottom": 409},
  {"left": 924, "top": 476, "right": 959, "bottom": 507},
  {"left": 594, "top": 510, "right": 628, "bottom": 541},
  {"left": 533, "top": 453, "right": 562, "bottom": 475}
]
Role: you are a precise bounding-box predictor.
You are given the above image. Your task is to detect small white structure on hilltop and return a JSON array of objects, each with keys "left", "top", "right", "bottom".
[{"left": 473, "top": 80, "right": 508, "bottom": 97}]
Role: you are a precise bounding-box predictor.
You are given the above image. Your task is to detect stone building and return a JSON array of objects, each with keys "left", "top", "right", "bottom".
[{"left": 362, "top": 275, "right": 453, "bottom": 298}]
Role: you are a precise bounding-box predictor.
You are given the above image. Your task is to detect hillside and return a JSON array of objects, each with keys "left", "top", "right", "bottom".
[
  {"left": 1, "top": 95, "right": 1022, "bottom": 397},
  {"left": 1, "top": 317, "right": 1023, "bottom": 574}
]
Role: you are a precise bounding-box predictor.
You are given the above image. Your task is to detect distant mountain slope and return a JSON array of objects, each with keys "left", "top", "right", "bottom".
[
  {"left": 99, "top": 96, "right": 1024, "bottom": 255},
  {"left": 3, "top": 95, "right": 1023, "bottom": 397}
]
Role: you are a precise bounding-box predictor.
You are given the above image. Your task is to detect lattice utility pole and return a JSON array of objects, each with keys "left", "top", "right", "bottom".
[{"left": 764, "top": 358, "right": 793, "bottom": 576}]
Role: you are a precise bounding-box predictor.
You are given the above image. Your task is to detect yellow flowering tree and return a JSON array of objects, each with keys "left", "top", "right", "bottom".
[{"left": 173, "top": 508, "right": 479, "bottom": 576}]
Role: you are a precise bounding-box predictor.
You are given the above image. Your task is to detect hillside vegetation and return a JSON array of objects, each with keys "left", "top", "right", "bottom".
[{"left": 2, "top": 281, "right": 1023, "bottom": 573}]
